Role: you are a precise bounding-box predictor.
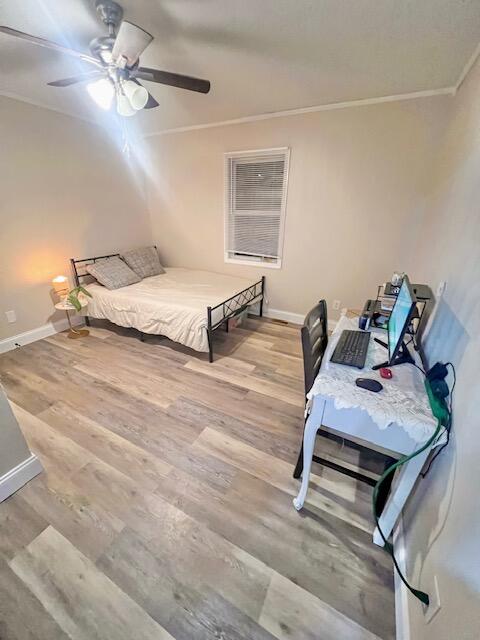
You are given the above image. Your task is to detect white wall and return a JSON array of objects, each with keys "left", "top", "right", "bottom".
[
  {"left": 145, "top": 96, "right": 450, "bottom": 320},
  {"left": 0, "top": 384, "right": 31, "bottom": 478},
  {"left": 402, "top": 57, "right": 480, "bottom": 639},
  {"left": 0, "top": 96, "right": 152, "bottom": 340}
]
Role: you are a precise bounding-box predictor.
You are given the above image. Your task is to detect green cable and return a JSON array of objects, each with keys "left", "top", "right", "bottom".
[{"left": 372, "top": 379, "right": 451, "bottom": 606}]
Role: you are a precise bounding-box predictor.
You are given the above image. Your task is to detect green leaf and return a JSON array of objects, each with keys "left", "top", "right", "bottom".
[
  {"left": 67, "top": 293, "right": 81, "bottom": 312},
  {"left": 78, "top": 285, "right": 93, "bottom": 298}
]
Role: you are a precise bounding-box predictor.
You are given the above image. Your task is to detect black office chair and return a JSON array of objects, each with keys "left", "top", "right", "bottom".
[
  {"left": 293, "top": 301, "right": 395, "bottom": 504},
  {"left": 293, "top": 300, "right": 329, "bottom": 479}
]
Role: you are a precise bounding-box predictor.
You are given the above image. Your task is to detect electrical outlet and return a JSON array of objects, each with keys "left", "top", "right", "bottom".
[
  {"left": 436, "top": 281, "right": 447, "bottom": 298},
  {"left": 332, "top": 300, "right": 341, "bottom": 310},
  {"left": 5, "top": 310, "right": 16, "bottom": 323},
  {"left": 423, "top": 575, "right": 441, "bottom": 623}
]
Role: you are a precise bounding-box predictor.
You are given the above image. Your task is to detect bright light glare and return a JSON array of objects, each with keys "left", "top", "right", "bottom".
[
  {"left": 87, "top": 78, "right": 114, "bottom": 110},
  {"left": 122, "top": 80, "right": 149, "bottom": 110},
  {"left": 117, "top": 92, "right": 136, "bottom": 117}
]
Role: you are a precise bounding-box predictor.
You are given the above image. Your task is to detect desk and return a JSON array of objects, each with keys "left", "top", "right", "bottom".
[{"left": 293, "top": 312, "right": 442, "bottom": 546}]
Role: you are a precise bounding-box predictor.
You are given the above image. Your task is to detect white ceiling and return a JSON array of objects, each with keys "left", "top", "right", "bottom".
[{"left": 1, "top": 0, "right": 479, "bottom": 134}]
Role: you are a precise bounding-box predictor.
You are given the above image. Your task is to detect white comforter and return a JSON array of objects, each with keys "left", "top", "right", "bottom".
[{"left": 83, "top": 267, "right": 261, "bottom": 352}]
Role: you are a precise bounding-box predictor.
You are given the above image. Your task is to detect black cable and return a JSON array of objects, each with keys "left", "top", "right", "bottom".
[
  {"left": 410, "top": 361, "right": 426, "bottom": 376},
  {"left": 446, "top": 362, "right": 456, "bottom": 414},
  {"left": 373, "top": 370, "right": 453, "bottom": 606}
]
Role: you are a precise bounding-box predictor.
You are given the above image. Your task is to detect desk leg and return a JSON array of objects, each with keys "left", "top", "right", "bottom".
[
  {"left": 293, "top": 404, "right": 324, "bottom": 511},
  {"left": 373, "top": 445, "right": 431, "bottom": 546}
]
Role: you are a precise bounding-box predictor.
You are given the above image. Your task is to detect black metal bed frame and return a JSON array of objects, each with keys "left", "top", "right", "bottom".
[{"left": 70, "top": 249, "right": 266, "bottom": 363}]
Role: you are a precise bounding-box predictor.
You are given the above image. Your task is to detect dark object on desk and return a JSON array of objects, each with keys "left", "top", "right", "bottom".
[
  {"left": 380, "top": 367, "right": 393, "bottom": 379},
  {"left": 359, "top": 299, "right": 376, "bottom": 330},
  {"left": 372, "top": 275, "right": 417, "bottom": 371},
  {"left": 330, "top": 329, "right": 371, "bottom": 369},
  {"left": 356, "top": 378, "right": 383, "bottom": 393},
  {"left": 384, "top": 282, "right": 401, "bottom": 297}
]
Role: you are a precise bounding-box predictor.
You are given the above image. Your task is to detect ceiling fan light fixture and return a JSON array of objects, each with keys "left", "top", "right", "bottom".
[
  {"left": 122, "top": 79, "right": 148, "bottom": 110},
  {"left": 116, "top": 91, "right": 136, "bottom": 116},
  {"left": 86, "top": 77, "right": 114, "bottom": 110}
]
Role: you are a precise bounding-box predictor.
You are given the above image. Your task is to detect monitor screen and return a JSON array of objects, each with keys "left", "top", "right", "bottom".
[{"left": 388, "top": 276, "right": 416, "bottom": 363}]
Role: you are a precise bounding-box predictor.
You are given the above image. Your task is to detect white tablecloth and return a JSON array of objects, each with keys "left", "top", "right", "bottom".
[{"left": 307, "top": 314, "right": 442, "bottom": 444}]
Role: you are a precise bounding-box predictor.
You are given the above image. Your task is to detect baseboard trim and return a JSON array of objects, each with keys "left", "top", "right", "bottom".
[
  {"left": 264, "top": 308, "right": 304, "bottom": 325},
  {"left": 394, "top": 518, "right": 411, "bottom": 640},
  {"left": 0, "top": 316, "right": 83, "bottom": 354},
  {"left": 0, "top": 454, "right": 43, "bottom": 502},
  {"left": 265, "top": 307, "right": 338, "bottom": 331}
]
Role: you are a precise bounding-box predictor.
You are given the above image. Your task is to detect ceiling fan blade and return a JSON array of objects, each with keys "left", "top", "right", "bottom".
[
  {"left": 0, "top": 25, "right": 102, "bottom": 67},
  {"left": 48, "top": 71, "right": 104, "bottom": 87},
  {"left": 136, "top": 67, "right": 211, "bottom": 94},
  {"left": 131, "top": 79, "right": 159, "bottom": 108},
  {"left": 112, "top": 21, "right": 153, "bottom": 67}
]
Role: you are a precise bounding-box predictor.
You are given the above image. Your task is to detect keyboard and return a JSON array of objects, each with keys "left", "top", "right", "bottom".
[{"left": 330, "top": 329, "right": 371, "bottom": 369}]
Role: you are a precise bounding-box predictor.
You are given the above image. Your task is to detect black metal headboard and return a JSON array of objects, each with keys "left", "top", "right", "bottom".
[
  {"left": 70, "top": 252, "right": 120, "bottom": 286},
  {"left": 70, "top": 246, "right": 159, "bottom": 286}
]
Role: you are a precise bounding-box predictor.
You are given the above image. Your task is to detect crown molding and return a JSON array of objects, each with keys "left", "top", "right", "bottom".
[
  {"left": 454, "top": 40, "right": 480, "bottom": 94},
  {"left": 143, "top": 87, "right": 455, "bottom": 138}
]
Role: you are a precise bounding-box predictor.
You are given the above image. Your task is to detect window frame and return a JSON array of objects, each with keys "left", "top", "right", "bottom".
[{"left": 224, "top": 147, "right": 290, "bottom": 269}]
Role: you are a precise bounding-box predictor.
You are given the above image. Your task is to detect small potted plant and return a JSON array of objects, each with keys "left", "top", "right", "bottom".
[{"left": 66, "top": 285, "right": 92, "bottom": 311}]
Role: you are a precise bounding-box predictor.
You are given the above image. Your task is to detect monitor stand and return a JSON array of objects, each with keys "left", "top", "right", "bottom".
[{"left": 371, "top": 339, "right": 415, "bottom": 370}]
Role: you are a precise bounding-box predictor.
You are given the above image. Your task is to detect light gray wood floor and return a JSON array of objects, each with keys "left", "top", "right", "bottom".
[{"left": 0, "top": 317, "right": 394, "bottom": 640}]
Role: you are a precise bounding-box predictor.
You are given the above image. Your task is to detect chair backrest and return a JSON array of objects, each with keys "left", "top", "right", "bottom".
[{"left": 301, "top": 300, "right": 328, "bottom": 395}]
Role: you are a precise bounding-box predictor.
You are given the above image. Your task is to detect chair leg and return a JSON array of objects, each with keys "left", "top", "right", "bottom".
[
  {"left": 293, "top": 416, "right": 319, "bottom": 510},
  {"left": 293, "top": 444, "right": 304, "bottom": 479}
]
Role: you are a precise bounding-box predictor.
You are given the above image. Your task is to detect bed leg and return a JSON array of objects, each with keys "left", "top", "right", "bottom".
[
  {"left": 84, "top": 316, "right": 91, "bottom": 327},
  {"left": 207, "top": 306, "right": 214, "bottom": 363},
  {"left": 259, "top": 276, "right": 266, "bottom": 317},
  {"left": 225, "top": 320, "right": 229, "bottom": 333},
  {"left": 140, "top": 332, "right": 145, "bottom": 342}
]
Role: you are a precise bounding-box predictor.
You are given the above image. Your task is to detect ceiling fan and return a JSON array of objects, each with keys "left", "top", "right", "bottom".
[{"left": 0, "top": 0, "right": 211, "bottom": 117}]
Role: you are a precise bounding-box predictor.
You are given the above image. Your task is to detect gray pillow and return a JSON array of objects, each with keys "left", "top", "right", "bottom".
[
  {"left": 86, "top": 256, "right": 141, "bottom": 290},
  {"left": 122, "top": 246, "right": 165, "bottom": 279}
]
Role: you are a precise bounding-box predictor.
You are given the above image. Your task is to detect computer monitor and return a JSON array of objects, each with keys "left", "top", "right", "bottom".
[{"left": 387, "top": 275, "right": 417, "bottom": 365}]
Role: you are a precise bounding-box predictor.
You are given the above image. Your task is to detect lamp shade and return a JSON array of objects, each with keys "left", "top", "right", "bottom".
[
  {"left": 117, "top": 92, "right": 136, "bottom": 117},
  {"left": 52, "top": 275, "right": 69, "bottom": 298},
  {"left": 122, "top": 80, "right": 149, "bottom": 110}
]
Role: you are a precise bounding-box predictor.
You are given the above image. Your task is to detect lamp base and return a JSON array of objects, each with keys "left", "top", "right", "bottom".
[{"left": 68, "top": 328, "right": 90, "bottom": 340}]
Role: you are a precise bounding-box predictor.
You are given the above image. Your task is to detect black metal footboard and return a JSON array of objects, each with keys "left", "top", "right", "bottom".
[{"left": 206, "top": 276, "right": 265, "bottom": 362}]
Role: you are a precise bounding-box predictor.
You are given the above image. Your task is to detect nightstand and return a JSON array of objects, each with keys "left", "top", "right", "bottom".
[{"left": 54, "top": 301, "right": 89, "bottom": 339}]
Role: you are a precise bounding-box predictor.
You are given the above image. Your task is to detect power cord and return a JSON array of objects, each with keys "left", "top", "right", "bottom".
[{"left": 372, "top": 367, "right": 452, "bottom": 606}]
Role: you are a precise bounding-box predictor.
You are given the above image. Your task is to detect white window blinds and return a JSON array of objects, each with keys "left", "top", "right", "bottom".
[{"left": 225, "top": 148, "right": 290, "bottom": 267}]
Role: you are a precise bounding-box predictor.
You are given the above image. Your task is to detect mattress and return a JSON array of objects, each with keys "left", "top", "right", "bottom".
[{"left": 83, "top": 267, "right": 261, "bottom": 352}]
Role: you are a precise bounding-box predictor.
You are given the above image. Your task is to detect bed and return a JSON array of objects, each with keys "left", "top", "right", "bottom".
[{"left": 70, "top": 252, "right": 265, "bottom": 362}]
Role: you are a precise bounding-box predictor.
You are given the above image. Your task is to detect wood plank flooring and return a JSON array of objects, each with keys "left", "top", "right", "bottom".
[{"left": 0, "top": 317, "right": 395, "bottom": 640}]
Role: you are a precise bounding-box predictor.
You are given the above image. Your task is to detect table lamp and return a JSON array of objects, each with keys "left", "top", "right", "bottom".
[{"left": 52, "top": 275, "right": 69, "bottom": 300}]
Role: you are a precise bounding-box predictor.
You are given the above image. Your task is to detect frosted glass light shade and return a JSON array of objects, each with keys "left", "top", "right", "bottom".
[
  {"left": 86, "top": 78, "right": 114, "bottom": 110},
  {"left": 122, "top": 80, "right": 148, "bottom": 110},
  {"left": 117, "top": 92, "right": 136, "bottom": 116},
  {"left": 52, "top": 275, "right": 69, "bottom": 298}
]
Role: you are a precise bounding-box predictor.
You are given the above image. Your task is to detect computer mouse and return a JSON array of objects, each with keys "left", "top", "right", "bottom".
[
  {"left": 355, "top": 378, "right": 383, "bottom": 393},
  {"left": 380, "top": 368, "right": 393, "bottom": 379}
]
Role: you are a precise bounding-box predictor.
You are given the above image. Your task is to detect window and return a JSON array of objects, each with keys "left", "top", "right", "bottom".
[{"left": 224, "top": 147, "right": 290, "bottom": 268}]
